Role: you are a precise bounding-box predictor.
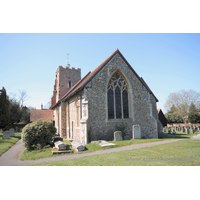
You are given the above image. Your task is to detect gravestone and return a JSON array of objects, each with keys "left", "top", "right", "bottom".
[
  {"left": 54, "top": 141, "right": 67, "bottom": 151},
  {"left": 168, "top": 129, "right": 171, "bottom": 134},
  {"left": 3, "top": 131, "right": 10, "bottom": 139},
  {"left": 132, "top": 125, "right": 141, "bottom": 139},
  {"left": 198, "top": 127, "right": 200, "bottom": 132},
  {"left": 173, "top": 129, "right": 176, "bottom": 134},
  {"left": 98, "top": 140, "right": 116, "bottom": 147},
  {"left": 191, "top": 128, "right": 194, "bottom": 134},
  {"left": 186, "top": 127, "right": 189, "bottom": 134},
  {"left": 9, "top": 128, "right": 15, "bottom": 137},
  {"left": 71, "top": 141, "right": 85, "bottom": 152},
  {"left": 114, "top": 131, "right": 122, "bottom": 141}
]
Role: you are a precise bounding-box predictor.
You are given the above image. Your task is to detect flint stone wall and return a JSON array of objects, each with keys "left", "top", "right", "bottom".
[{"left": 85, "top": 52, "right": 158, "bottom": 141}]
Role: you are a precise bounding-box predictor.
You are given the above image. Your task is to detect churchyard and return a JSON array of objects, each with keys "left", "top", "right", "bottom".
[
  {"left": 0, "top": 131, "right": 21, "bottom": 156},
  {"left": 1, "top": 127, "right": 200, "bottom": 166}
]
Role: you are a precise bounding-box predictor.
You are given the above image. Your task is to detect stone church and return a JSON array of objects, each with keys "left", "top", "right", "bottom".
[{"left": 50, "top": 49, "right": 163, "bottom": 144}]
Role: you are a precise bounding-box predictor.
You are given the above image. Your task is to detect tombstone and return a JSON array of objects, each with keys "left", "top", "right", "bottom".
[
  {"left": 114, "top": 131, "right": 122, "bottom": 141},
  {"left": 163, "top": 128, "right": 166, "bottom": 132},
  {"left": 198, "top": 127, "right": 200, "bottom": 132},
  {"left": 54, "top": 141, "right": 67, "bottom": 151},
  {"left": 186, "top": 127, "right": 189, "bottom": 134},
  {"left": 168, "top": 129, "right": 171, "bottom": 134},
  {"left": 173, "top": 129, "right": 176, "bottom": 134},
  {"left": 132, "top": 125, "right": 141, "bottom": 139},
  {"left": 3, "top": 131, "right": 10, "bottom": 139},
  {"left": 190, "top": 128, "right": 194, "bottom": 134},
  {"left": 9, "top": 128, "right": 15, "bottom": 137},
  {"left": 71, "top": 141, "right": 85, "bottom": 152}
]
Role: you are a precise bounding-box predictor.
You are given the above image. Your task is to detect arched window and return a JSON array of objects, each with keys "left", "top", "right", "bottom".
[{"left": 107, "top": 72, "right": 129, "bottom": 119}]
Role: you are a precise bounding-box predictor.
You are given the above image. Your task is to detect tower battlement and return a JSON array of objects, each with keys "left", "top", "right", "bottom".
[{"left": 51, "top": 64, "right": 81, "bottom": 107}]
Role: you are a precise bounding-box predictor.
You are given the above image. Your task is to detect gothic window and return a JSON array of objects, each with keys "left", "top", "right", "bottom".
[{"left": 107, "top": 72, "right": 129, "bottom": 119}]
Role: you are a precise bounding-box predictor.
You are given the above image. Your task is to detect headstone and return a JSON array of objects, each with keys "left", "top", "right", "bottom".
[
  {"left": 191, "top": 128, "right": 194, "bottom": 134},
  {"left": 98, "top": 140, "right": 116, "bottom": 147},
  {"left": 3, "top": 131, "right": 10, "bottom": 139},
  {"left": 132, "top": 125, "right": 141, "bottom": 139},
  {"left": 71, "top": 141, "right": 85, "bottom": 152},
  {"left": 173, "top": 129, "right": 176, "bottom": 134},
  {"left": 198, "top": 127, "right": 200, "bottom": 132},
  {"left": 114, "top": 131, "right": 122, "bottom": 141},
  {"left": 163, "top": 128, "right": 166, "bottom": 132},
  {"left": 186, "top": 127, "right": 189, "bottom": 134},
  {"left": 54, "top": 141, "right": 67, "bottom": 151},
  {"left": 168, "top": 129, "right": 171, "bottom": 134},
  {"left": 9, "top": 128, "right": 15, "bottom": 137}
]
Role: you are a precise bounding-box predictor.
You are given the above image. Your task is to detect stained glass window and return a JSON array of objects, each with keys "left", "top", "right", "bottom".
[{"left": 107, "top": 72, "right": 129, "bottom": 119}]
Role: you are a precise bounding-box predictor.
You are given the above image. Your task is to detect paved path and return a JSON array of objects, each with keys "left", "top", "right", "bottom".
[{"left": 0, "top": 138, "right": 187, "bottom": 166}]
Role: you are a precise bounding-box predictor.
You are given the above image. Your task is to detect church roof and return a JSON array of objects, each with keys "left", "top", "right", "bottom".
[
  {"left": 30, "top": 109, "right": 54, "bottom": 122},
  {"left": 51, "top": 49, "right": 158, "bottom": 109}
]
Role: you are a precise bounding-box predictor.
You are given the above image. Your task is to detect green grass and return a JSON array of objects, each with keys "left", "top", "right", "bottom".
[
  {"left": 20, "top": 137, "right": 178, "bottom": 161},
  {"left": 0, "top": 133, "right": 21, "bottom": 156},
  {"left": 30, "top": 139, "right": 200, "bottom": 166},
  {"left": 19, "top": 131, "right": 200, "bottom": 162},
  {"left": 161, "top": 130, "right": 200, "bottom": 138}
]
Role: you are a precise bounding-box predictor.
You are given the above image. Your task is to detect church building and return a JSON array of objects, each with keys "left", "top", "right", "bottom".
[{"left": 50, "top": 49, "right": 163, "bottom": 144}]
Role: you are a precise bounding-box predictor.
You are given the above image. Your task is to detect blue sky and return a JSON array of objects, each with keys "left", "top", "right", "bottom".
[{"left": 0, "top": 33, "right": 199, "bottom": 113}]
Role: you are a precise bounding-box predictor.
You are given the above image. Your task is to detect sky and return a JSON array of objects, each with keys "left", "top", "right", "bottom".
[{"left": 0, "top": 33, "right": 199, "bottom": 113}]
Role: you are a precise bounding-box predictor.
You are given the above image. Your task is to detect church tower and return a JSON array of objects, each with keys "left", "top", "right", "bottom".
[{"left": 51, "top": 63, "right": 81, "bottom": 107}]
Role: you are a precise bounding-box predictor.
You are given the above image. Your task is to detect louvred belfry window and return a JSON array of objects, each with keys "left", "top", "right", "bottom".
[{"left": 107, "top": 72, "right": 129, "bottom": 119}]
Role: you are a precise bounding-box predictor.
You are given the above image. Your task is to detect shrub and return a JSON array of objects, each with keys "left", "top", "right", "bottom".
[{"left": 22, "top": 120, "right": 56, "bottom": 151}]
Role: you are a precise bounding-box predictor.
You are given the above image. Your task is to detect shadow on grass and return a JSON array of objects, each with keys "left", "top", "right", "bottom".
[{"left": 159, "top": 132, "right": 199, "bottom": 139}]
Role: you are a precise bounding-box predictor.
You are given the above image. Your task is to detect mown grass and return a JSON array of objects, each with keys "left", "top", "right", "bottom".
[
  {"left": 20, "top": 137, "right": 178, "bottom": 161},
  {"left": 30, "top": 139, "right": 200, "bottom": 166},
  {"left": 19, "top": 130, "right": 200, "bottom": 162},
  {"left": 0, "top": 132, "right": 21, "bottom": 156}
]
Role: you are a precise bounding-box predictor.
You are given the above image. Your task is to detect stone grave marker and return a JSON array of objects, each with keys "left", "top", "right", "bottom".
[
  {"left": 3, "top": 131, "right": 10, "bottom": 139},
  {"left": 54, "top": 141, "right": 67, "bottom": 151},
  {"left": 114, "top": 131, "right": 122, "bottom": 141},
  {"left": 186, "top": 127, "right": 189, "bottom": 134},
  {"left": 132, "top": 125, "right": 141, "bottom": 139},
  {"left": 168, "top": 129, "right": 171, "bottom": 134},
  {"left": 71, "top": 141, "right": 85, "bottom": 152},
  {"left": 9, "top": 128, "right": 15, "bottom": 137}
]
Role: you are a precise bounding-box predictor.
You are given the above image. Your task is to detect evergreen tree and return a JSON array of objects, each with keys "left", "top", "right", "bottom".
[
  {"left": 0, "top": 87, "right": 10, "bottom": 130},
  {"left": 188, "top": 102, "right": 200, "bottom": 123},
  {"left": 165, "top": 105, "right": 184, "bottom": 123}
]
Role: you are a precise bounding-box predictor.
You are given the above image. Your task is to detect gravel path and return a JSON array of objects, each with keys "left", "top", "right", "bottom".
[{"left": 0, "top": 138, "right": 187, "bottom": 166}]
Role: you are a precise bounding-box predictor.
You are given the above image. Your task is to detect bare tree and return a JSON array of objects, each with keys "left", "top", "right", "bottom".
[
  {"left": 18, "top": 90, "right": 28, "bottom": 107},
  {"left": 164, "top": 89, "right": 200, "bottom": 123}
]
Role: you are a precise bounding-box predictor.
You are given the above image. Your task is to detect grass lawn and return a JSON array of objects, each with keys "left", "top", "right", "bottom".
[
  {"left": 19, "top": 131, "right": 200, "bottom": 161},
  {"left": 20, "top": 138, "right": 171, "bottom": 161},
  {"left": 30, "top": 139, "right": 200, "bottom": 166},
  {"left": 0, "top": 132, "right": 21, "bottom": 156}
]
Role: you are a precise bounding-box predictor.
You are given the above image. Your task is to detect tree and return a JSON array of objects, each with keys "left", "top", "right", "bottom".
[
  {"left": 0, "top": 87, "right": 10, "bottom": 130},
  {"left": 164, "top": 89, "right": 200, "bottom": 122},
  {"left": 188, "top": 102, "right": 200, "bottom": 123},
  {"left": 165, "top": 105, "right": 183, "bottom": 124},
  {"left": 18, "top": 90, "right": 28, "bottom": 107},
  {"left": 9, "top": 98, "right": 21, "bottom": 124}
]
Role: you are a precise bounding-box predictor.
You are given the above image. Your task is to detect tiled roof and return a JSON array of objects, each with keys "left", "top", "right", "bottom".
[
  {"left": 51, "top": 49, "right": 159, "bottom": 108},
  {"left": 30, "top": 109, "right": 54, "bottom": 122}
]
